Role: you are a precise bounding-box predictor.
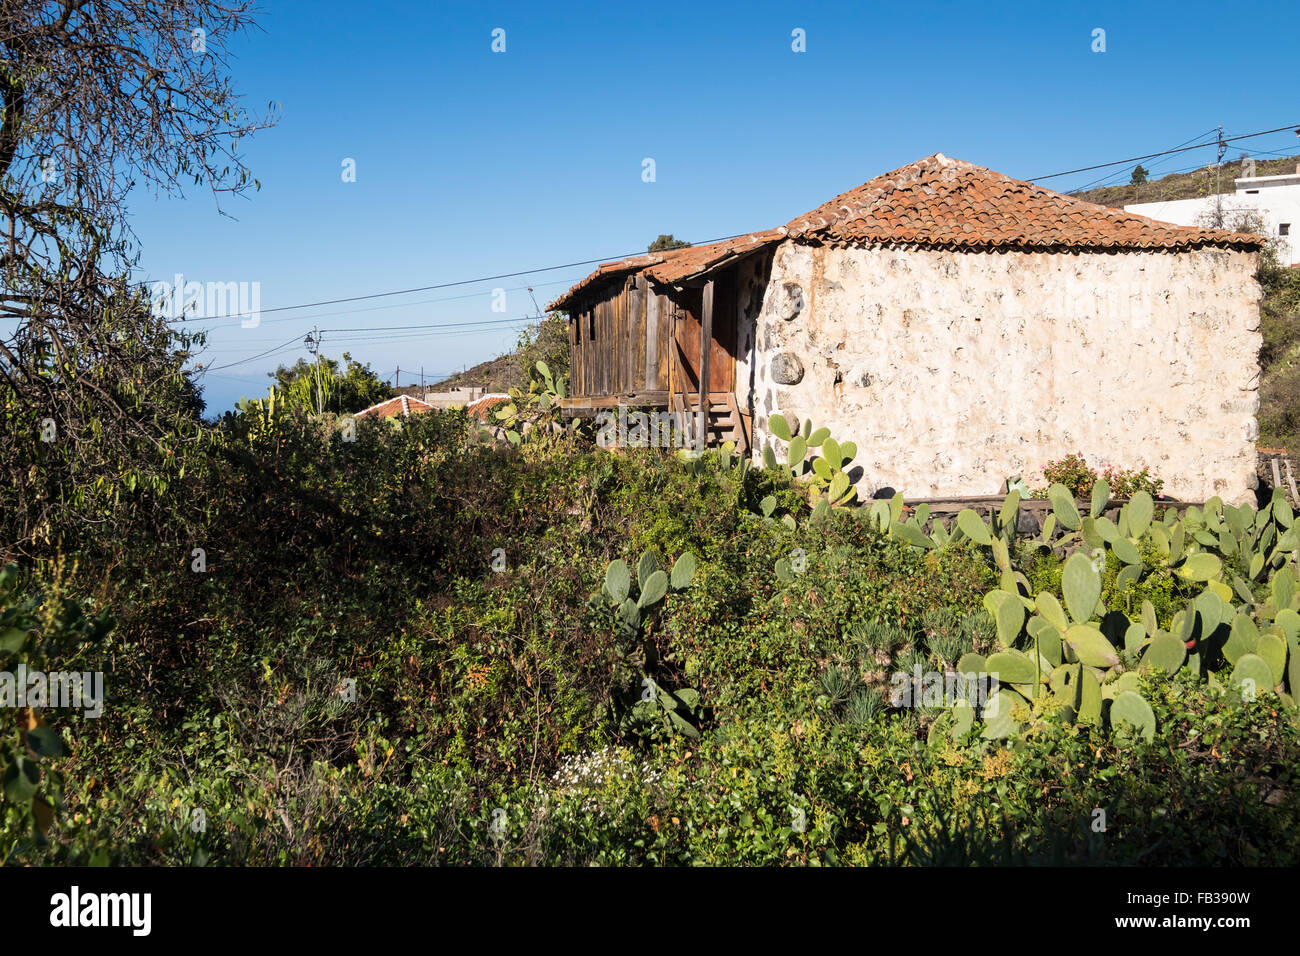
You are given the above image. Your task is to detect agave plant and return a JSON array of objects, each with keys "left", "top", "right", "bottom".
[
  {"left": 845, "top": 687, "right": 886, "bottom": 726},
  {"left": 818, "top": 664, "right": 853, "bottom": 705}
]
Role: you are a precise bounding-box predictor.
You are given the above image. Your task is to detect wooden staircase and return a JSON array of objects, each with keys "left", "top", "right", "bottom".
[{"left": 671, "top": 392, "right": 749, "bottom": 455}]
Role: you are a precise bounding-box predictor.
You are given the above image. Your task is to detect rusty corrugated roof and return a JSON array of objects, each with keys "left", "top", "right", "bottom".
[{"left": 547, "top": 154, "right": 1264, "bottom": 312}]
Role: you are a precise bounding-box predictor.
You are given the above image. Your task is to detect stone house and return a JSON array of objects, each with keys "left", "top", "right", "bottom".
[{"left": 548, "top": 154, "right": 1266, "bottom": 502}]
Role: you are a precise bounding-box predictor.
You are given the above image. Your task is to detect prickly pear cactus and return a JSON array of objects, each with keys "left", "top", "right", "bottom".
[{"left": 879, "top": 483, "right": 1300, "bottom": 741}]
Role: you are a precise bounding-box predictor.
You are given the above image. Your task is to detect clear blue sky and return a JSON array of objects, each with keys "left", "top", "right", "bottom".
[{"left": 130, "top": 0, "right": 1300, "bottom": 413}]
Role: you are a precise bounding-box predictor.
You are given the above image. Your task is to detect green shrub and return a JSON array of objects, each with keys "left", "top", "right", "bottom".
[
  {"left": 1028, "top": 452, "right": 1164, "bottom": 499},
  {"left": 9, "top": 394, "right": 1298, "bottom": 867}
]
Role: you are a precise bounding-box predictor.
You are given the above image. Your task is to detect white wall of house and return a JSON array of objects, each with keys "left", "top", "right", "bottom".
[
  {"left": 732, "top": 250, "right": 776, "bottom": 413},
  {"left": 745, "top": 241, "right": 1263, "bottom": 504},
  {"left": 1126, "top": 171, "right": 1300, "bottom": 266}
]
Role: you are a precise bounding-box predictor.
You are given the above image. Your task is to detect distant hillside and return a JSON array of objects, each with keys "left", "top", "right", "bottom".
[
  {"left": 1073, "top": 154, "right": 1300, "bottom": 208},
  {"left": 427, "top": 314, "right": 569, "bottom": 393}
]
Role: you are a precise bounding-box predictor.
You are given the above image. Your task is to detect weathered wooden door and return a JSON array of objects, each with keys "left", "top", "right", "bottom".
[
  {"left": 671, "top": 278, "right": 734, "bottom": 396},
  {"left": 706, "top": 277, "right": 736, "bottom": 393}
]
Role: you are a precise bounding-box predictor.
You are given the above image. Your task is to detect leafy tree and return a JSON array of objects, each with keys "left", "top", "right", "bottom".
[
  {"left": 1, "top": 292, "right": 208, "bottom": 556},
  {"left": 0, "top": 562, "right": 111, "bottom": 858},
  {"left": 268, "top": 352, "right": 392, "bottom": 415},
  {"left": 648, "top": 234, "right": 691, "bottom": 252},
  {"left": 1129, "top": 165, "right": 1149, "bottom": 185},
  {"left": 0, "top": 1, "right": 276, "bottom": 556},
  {"left": 513, "top": 314, "right": 570, "bottom": 382}
]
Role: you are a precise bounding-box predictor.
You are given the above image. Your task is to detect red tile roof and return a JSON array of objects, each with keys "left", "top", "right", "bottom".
[
  {"left": 782, "top": 153, "right": 1262, "bottom": 251},
  {"left": 354, "top": 394, "right": 436, "bottom": 420},
  {"left": 548, "top": 154, "right": 1264, "bottom": 312},
  {"left": 548, "top": 230, "right": 783, "bottom": 311},
  {"left": 466, "top": 393, "right": 512, "bottom": 422}
]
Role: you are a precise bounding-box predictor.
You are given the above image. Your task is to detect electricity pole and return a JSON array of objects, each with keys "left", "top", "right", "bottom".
[
  {"left": 315, "top": 327, "right": 323, "bottom": 415},
  {"left": 1216, "top": 125, "right": 1226, "bottom": 197},
  {"left": 304, "top": 327, "right": 323, "bottom": 415}
]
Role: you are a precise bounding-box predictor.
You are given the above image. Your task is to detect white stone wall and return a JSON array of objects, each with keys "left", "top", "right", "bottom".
[
  {"left": 746, "top": 241, "right": 1262, "bottom": 504},
  {"left": 732, "top": 249, "right": 776, "bottom": 410}
]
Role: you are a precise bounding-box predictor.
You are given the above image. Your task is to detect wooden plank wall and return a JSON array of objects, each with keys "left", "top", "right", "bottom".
[
  {"left": 699, "top": 281, "right": 713, "bottom": 413},
  {"left": 709, "top": 276, "right": 736, "bottom": 392},
  {"left": 573, "top": 308, "right": 581, "bottom": 397},
  {"left": 602, "top": 291, "right": 611, "bottom": 396},
  {"left": 644, "top": 284, "right": 659, "bottom": 391},
  {"left": 626, "top": 279, "right": 640, "bottom": 393},
  {"left": 655, "top": 289, "right": 670, "bottom": 391},
  {"left": 596, "top": 300, "right": 603, "bottom": 395},
  {"left": 567, "top": 279, "right": 677, "bottom": 400},
  {"left": 607, "top": 292, "right": 615, "bottom": 395},
  {"left": 574, "top": 309, "right": 584, "bottom": 397},
  {"left": 596, "top": 296, "right": 606, "bottom": 396},
  {"left": 586, "top": 307, "right": 596, "bottom": 397}
]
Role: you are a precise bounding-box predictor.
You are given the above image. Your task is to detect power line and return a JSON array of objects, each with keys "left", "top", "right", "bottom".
[
  {"left": 1066, "top": 143, "right": 1300, "bottom": 201},
  {"left": 193, "top": 121, "right": 1300, "bottom": 373},
  {"left": 179, "top": 122, "right": 1300, "bottom": 336},
  {"left": 195, "top": 315, "right": 536, "bottom": 372},
  {"left": 325, "top": 315, "right": 537, "bottom": 334},
  {"left": 326, "top": 326, "right": 531, "bottom": 345},
  {"left": 1066, "top": 126, "right": 1220, "bottom": 194},
  {"left": 165, "top": 234, "right": 752, "bottom": 325},
  {"left": 200, "top": 321, "right": 529, "bottom": 354},
  {"left": 1238, "top": 145, "right": 1300, "bottom": 160},
  {"left": 189, "top": 121, "right": 1300, "bottom": 333},
  {"left": 1027, "top": 122, "right": 1300, "bottom": 182},
  {"left": 200, "top": 333, "right": 303, "bottom": 372},
  {"left": 178, "top": 276, "right": 577, "bottom": 331}
]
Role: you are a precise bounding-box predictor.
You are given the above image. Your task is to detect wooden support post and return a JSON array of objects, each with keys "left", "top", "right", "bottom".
[
  {"left": 699, "top": 280, "right": 713, "bottom": 449},
  {"left": 644, "top": 286, "right": 659, "bottom": 390}
]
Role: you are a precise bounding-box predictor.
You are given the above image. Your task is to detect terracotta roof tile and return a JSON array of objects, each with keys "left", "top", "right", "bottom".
[
  {"left": 785, "top": 154, "right": 1265, "bottom": 252},
  {"left": 354, "top": 395, "right": 436, "bottom": 420},
  {"left": 548, "top": 154, "right": 1263, "bottom": 313},
  {"left": 466, "top": 393, "right": 512, "bottom": 422},
  {"left": 547, "top": 230, "right": 783, "bottom": 311}
]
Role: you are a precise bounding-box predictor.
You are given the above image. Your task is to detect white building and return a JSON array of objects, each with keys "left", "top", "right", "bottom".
[{"left": 1125, "top": 164, "right": 1300, "bottom": 266}]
